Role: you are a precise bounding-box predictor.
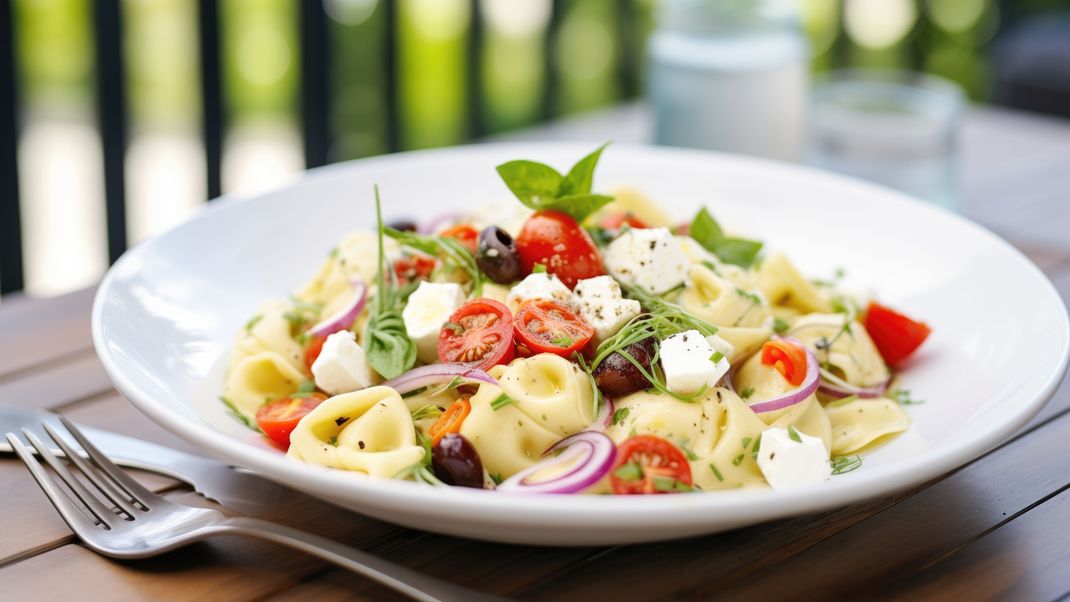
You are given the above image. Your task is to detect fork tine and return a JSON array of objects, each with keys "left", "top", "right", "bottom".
[
  {"left": 58, "top": 415, "right": 159, "bottom": 509},
  {"left": 42, "top": 422, "right": 141, "bottom": 516},
  {"left": 21, "top": 429, "right": 117, "bottom": 528},
  {"left": 7, "top": 434, "right": 102, "bottom": 536}
]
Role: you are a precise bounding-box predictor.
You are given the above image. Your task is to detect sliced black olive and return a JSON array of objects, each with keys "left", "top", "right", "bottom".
[
  {"left": 476, "top": 226, "right": 522, "bottom": 284},
  {"left": 593, "top": 336, "right": 656, "bottom": 398},
  {"left": 431, "top": 433, "right": 485, "bottom": 488},
  {"left": 387, "top": 219, "right": 418, "bottom": 232}
]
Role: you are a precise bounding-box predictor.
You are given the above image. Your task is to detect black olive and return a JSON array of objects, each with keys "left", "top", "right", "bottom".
[
  {"left": 476, "top": 226, "right": 521, "bottom": 284},
  {"left": 431, "top": 434, "right": 485, "bottom": 488},
  {"left": 387, "top": 219, "right": 418, "bottom": 232},
  {"left": 593, "top": 336, "right": 656, "bottom": 398}
]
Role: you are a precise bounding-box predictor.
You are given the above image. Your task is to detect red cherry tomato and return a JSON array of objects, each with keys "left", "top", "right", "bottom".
[
  {"left": 256, "top": 393, "right": 327, "bottom": 450},
  {"left": 440, "top": 224, "right": 479, "bottom": 253},
  {"left": 598, "top": 211, "right": 648, "bottom": 231},
  {"left": 515, "top": 210, "right": 605, "bottom": 288},
  {"left": 513, "top": 299, "right": 594, "bottom": 357},
  {"left": 393, "top": 255, "right": 437, "bottom": 286},
  {"left": 304, "top": 334, "right": 326, "bottom": 373},
  {"left": 761, "top": 339, "right": 808, "bottom": 386},
  {"left": 438, "top": 298, "right": 516, "bottom": 369},
  {"left": 610, "top": 435, "right": 694, "bottom": 495},
  {"left": 863, "top": 301, "right": 932, "bottom": 367}
]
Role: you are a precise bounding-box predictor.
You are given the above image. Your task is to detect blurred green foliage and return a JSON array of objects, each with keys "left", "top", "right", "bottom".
[{"left": 9, "top": 0, "right": 1052, "bottom": 156}]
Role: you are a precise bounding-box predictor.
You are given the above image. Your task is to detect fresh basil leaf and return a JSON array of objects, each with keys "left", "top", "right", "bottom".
[
  {"left": 365, "top": 185, "right": 417, "bottom": 380},
  {"left": 495, "top": 160, "right": 563, "bottom": 208},
  {"left": 689, "top": 207, "right": 763, "bottom": 268},
  {"left": 559, "top": 142, "right": 608, "bottom": 197},
  {"left": 538, "top": 193, "right": 614, "bottom": 223},
  {"left": 715, "top": 238, "right": 763, "bottom": 268}
]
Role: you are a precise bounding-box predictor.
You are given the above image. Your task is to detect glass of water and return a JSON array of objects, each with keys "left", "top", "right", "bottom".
[{"left": 808, "top": 70, "right": 966, "bottom": 211}]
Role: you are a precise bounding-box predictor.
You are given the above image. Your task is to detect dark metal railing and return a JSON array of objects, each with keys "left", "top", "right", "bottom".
[{"left": 0, "top": 0, "right": 644, "bottom": 296}]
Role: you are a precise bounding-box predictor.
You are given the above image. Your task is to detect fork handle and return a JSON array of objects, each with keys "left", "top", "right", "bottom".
[{"left": 205, "top": 517, "right": 505, "bottom": 602}]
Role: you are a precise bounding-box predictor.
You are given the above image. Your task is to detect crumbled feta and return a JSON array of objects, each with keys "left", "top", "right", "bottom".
[
  {"left": 506, "top": 272, "right": 573, "bottom": 313},
  {"left": 603, "top": 227, "right": 690, "bottom": 295},
  {"left": 659, "top": 329, "right": 731, "bottom": 395},
  {"left": 402, "top": 281, "right": 466, "bottom": 363},
  {"left": 756, "top": 427, "right": 832, "bottom": 491},
  {"left": 311, "top": 331, "right": 375, "bottom": 394},
  {"left": 573, "top": 276, "right": 641, "bottom": 343}
]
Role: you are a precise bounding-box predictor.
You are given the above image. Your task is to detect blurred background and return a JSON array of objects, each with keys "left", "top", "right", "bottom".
[{"left": 2, "top": 0, "right": 1070, "bottom": 298}]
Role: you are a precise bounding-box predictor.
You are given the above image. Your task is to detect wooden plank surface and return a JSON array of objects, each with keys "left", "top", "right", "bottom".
[{"left": 1, "top": 107, "right": 1069, "bottom": 601}]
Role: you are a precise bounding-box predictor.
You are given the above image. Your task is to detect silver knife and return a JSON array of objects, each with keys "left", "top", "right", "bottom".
[{"left": 0, "top": 405, "right": 283, "bottom": 515}]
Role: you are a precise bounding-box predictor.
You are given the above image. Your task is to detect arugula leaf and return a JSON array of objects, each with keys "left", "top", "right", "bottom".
[
  {"left": 364, "top": 186, "right": 417, "bottom": 380},
  {"left": 689, "top": 208, "right": 763, "bottom": 268},
  {"left": 495, "top": 143, "right": 614, "bottom": 223}
]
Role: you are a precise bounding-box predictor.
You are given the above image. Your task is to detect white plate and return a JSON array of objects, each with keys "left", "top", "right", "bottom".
[{"left": 93, "top": 142, "right": 1069, "bottom": 546}]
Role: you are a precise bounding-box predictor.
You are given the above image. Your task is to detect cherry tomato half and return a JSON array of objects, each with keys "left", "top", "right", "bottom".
[
  {"left": 256, "top": 393, "right": 327, "bottom": 450},
  {"left": 438, "top": 298, "right": 516, "bottom": 369},
  {"left": 393, "top": 255, "right": 437, "bottom": 286},
  {"left": 761, "top": 339, "right": 808, "bottom": 386},
  {"left": 863, "top": 301, "right": 932, "bottom": 367},
  {"left": 428, "top": 398, "right": 472, "bottom": 446},
  {"left": 610, "top": 435, "right": 694, "bottom": 495},
  {"left": 513, "top": 299, "right": 594, "bottom": 357},
  {"left": 304, "top": 334, "right": 326, "bottom": 373},
  {"left": 515, "top": 210, "right": 605, "bottom": 289},
  {"left": 440, "top": 224, "right": 479, "bottom": 253}
]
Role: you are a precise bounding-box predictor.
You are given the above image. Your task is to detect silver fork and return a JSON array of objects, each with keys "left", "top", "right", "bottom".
[{"left": 6, "top": 417, "right": 505, "bottom": 602}]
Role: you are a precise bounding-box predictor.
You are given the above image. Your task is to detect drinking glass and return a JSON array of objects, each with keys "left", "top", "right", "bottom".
[{"left": 808, "top": 70, "right": 966, "bottom": 210}]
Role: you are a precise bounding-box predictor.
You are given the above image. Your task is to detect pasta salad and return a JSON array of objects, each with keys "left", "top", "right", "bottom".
[{"left": 221, "top": 145, "right": 932, "bottom": 495}]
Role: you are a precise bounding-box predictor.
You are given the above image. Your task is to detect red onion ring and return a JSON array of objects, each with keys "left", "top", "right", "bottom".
[
  {"left": 496, "top": 431, "right": 616, "bottom": 494},
  {"left": 746, "top": 337, "right": 820, "bottom": 414},
  {"left": 307, "top": 279, "right": 367, "bottom": 338},
  {"left": 592, "top": 397, "right": 615, "bottom": 431},
  {"left": 818, "top": 368, "right": 890, "bottom": 399},
  {"left": 380, "top": 363, "right": 498, "bottom": 395}
]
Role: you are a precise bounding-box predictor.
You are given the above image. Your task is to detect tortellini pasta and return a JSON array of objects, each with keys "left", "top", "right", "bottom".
[
  {"left": 288, "top": 386, "right": 425, "bottom": 477},
  {"left": 461, "top": 354, "right": 596, "bottom": 478},
  {"left": 297, "top": 231, "right": 400, "bottom": 307},
  {"left": 826, "top": 398, "right": 910, "bottom": 455},
  {"left": 790, "top": 313, "right": 890, "bottom": 387},
  {"left": 680, "top": 263, "right": 770, "bottom": 328},
  {"left": 223, "top": 300, "right": 308, "bottom": 420},
  {"left": 758, "top": 253, "right": 832, "bottom": 315}
]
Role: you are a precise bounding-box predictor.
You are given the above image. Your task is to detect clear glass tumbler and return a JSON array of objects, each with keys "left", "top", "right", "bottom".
[{"left": 808, "top": 70, "right": 966, "bottom": 210}]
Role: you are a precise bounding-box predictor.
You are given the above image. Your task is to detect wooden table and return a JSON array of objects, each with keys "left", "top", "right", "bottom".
[{"left": 2, "top": 106, "right": 1070, "bottom": 601}]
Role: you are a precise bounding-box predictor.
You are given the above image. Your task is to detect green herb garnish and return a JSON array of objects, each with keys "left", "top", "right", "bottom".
[
  {"left": 772, "top": 317, "right": 790, "bottom": 335},
  {"left": 709, "top": 351, "right": 725, "bottom": 364},
  {"left": 244, "top": 314, "right": 263, "bottom": 333},
  {"left": 364, "top": 186, "right": 418, "bottom": 379},
  {"left": 830, "top": 455, "right": 863, "bottom": 475},
  {"left": 787, "top": 424, "right": 803, "bottom": 443},
  {"left": 732, "top": 454, "right": 745, "bottom": 466},
  {"left": 489, "top": 473, "right": 503, "bottom": 485},
  {"left": 411, "top": 404, "right": 443, "bottom": 421},
  {"left": 551, "top": 336, "right": 575, "bottom": 347},
  {"left": 611, "top": 407, "right": 631, "bottom": 426},
  {"left": 689, "top": 207, "right": 762, "bottom": 268},
  {"left": 328, "top": 435, "right": 339, "bottom": 447},
  {"left": 740, "top": 387, "right": 755, "bottom": 399},
  {"left": 496, "top": 143, "right": 614, "bottom": 223},
  {"left": 491, "top": 393, "right": 516, "bottom": 411},
  {"left": 295, "top": 379, "right": 316, "bottom": 395},
  {"left": 219, "top": 396, "right": 263, "bottom": 434},
  {"left": 532, "top": 263, "right": 547, "bottom": 274},
  {"left": 613, "top": 461, "right": 644, "bottom": 481},
  {"left": 892, "top": 388, "right": 925, "bottom": 405},
  {"left": 709, "top": 463, "right": 724, "bottom": 482}
]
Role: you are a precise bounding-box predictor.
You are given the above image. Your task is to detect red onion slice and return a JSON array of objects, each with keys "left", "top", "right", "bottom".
[
  {"left": 307, "top": 279, "right": 367, "bottom": 338},
  {"left": 747, "top": 337, "right": 820, "bottom": 414},
  {"left": 381, "top": 363, "right": 498, "bottom": 395},
  {"left": 592, "top": 397, "right": 615, "bottom": 431},
  {"left": 818, "top": 368, "right": 890, "bottom": 399},
  {"left": 497, "top": 431, "right": 616, "bottom": 494}
]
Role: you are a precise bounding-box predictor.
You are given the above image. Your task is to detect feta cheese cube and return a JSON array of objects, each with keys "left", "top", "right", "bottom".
[
  {"left": 756, "top": 427, "right": 832, "bottom": 490},
  {"left": 506, "top": 272, "right": 573, "bottom": 313},
  {"left": 402, "top": 281, "right": 466, "bottom": 363},
  {"left": 604, "top": 227, "right": 690, "bottom": 295},
  {"left": 311, "top": 331, "right": 376, "bottom": 395},
  {"left": 573, "top": 276, "right": 641, "bottom": 343},
  {"left": 659, "top": 329, "right": 731, "bottom": 395}
]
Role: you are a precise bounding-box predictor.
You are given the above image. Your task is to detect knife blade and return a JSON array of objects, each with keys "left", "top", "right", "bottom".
[{"left": 0, "top": 405, "right": 283, "bottom": 515}]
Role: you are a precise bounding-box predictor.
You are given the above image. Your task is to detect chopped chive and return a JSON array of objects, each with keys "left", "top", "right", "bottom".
[
  {"left": 614, "top": 461, "right": 643, "bottom": 481},
  {"left": 533, "top": 263, "right": 547, "bottom": 273},
  {"left": 491, "top": 393, "right": 516, "bottom": 411},
  {"left": 787, "top": 424, "right": 802, "bottom": 443},
  {"left": 732, "top": 454, "right": 744, "bottom": 466},
  {"left": 742, "top": 436, "right": 752, "bottom": 450},
  {"left": 244, "top": 314, "right": 263, "bottom": 333},
  {"left": 830, "top": 455, "right": 863, "bottom": 475},
  {"left": 611, "top": 407, "right": 630, "bottom": 426},
  {"left": 709, "top": 351, "right": 725, "bottom": 364},
  {"left": 709, "top": 463, "right": 724, "bottom": 482},
  {"left": 740, "top": 387, "right": 755, "bottom": 399}
]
